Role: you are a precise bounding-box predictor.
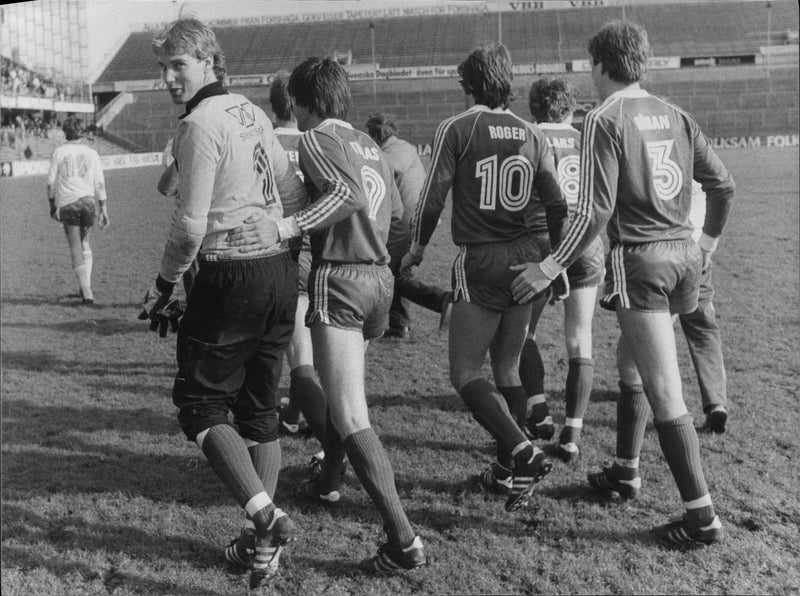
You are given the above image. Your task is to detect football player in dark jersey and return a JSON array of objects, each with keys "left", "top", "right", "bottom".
[
  {"left": 510, "top": 20, "right": 735, "bottom": 546},
  {"left": 401, "top": 43, "right": 569, "bottom": 511}
]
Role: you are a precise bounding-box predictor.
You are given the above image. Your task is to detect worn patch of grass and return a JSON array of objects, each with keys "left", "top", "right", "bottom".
[{"left": 2, "top": 146, "right": 799, "bottom": 595}]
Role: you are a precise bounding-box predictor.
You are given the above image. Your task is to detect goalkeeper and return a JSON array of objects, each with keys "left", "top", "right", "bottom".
[{"left": 140, "top": 16, "right": 305, "bottom": 589}]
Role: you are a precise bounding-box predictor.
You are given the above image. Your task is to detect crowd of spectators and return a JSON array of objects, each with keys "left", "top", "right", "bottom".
[{"left": 2, "top": 57, "right": 78, "bottom": 102}]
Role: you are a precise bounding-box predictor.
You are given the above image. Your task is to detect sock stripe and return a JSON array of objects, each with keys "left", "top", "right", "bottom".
[{"left": 245, "top": 492, "right": 273, "bottom": 518}]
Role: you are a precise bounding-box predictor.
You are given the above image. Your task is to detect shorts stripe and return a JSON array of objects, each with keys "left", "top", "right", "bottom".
[
  {"left": 607, "top": 246, "right": 629, "bottom": 309},
  {"left": 314, "top": 263, "right": 332, "bottom": 325},
  {"left": 453, "top": 245, "right": 469, "bottom": 302}
]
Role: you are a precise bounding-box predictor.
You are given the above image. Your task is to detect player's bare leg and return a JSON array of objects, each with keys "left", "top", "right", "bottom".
[
  {"left": 617, "top": 307, "right": 723, "bottom": 543},
  {"left": 558, "top": 286, "right": 597, "bottom": 461},
  {"left": 450, "top": 300, "right": 551, "bottom": 511},
  {"left": 63, "top": 223, "right": 93, "bottom": 302},
  {"left": 311, "top": 324, "right": 418, "bottom": 556}
]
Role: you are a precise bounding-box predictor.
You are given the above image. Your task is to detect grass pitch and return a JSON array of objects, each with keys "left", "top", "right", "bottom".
[{"left": 1, "top": 146, "right": 798, "bottom": 595}]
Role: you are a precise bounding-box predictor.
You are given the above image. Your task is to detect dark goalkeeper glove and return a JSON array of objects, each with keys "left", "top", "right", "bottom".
[{"left": 138, "top": 282, "right": 183, "bottom": 338}]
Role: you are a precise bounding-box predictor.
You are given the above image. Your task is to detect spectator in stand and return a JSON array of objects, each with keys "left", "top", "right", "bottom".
[
  {"left": 47, "top": 116, "right": 109, "bottom": 304},
  {"left": 365, "top": 112, "right": 452, "bottom": 339}
]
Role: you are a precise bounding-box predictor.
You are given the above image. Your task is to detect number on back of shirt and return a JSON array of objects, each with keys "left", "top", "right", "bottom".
[
  {"left": 59, "top": 154, "right": 90, "bottom": 178},
  {"left": 361, "top": 165, "right": 386, "bottom": 220},
  {"left": 253, "top": 142, "right": 276, "bottom": 205},
  {"left": 646, "top": 139, "right": 683, "bottom": 201},
  {"left": 475, "top": 154, "right": 534, "bottom": 212}
]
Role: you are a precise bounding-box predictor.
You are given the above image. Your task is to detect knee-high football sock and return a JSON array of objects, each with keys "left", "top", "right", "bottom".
[
  {"left": 247, "top": 439, "right": 281, "bottom": 498},
  {"left": 291, "top": 365, "right": 328, "bottom": 444},
  {"left": 459, "top": 378, "right": 528, "bottom": 452},
  {"left": 73, "top": 263, "right": 92, "bottom": 300},
  {"left": 496, "top": 385, "right": 528, "bottom": 468},
  {"left": 655, "top": 414, "right": 716, "bottom": 524},
  {"left": 519, "top": 339, "right": 548, "bottom": 422},
  {"left": 199, "top": 425, "right": 275, "bottom": 529},
  {"left": 611, "top": 382, "right": 649, "bottom": 479},
  {"left": 560, "top": 358, "right": 594, "bottom": 445},
  {"left": 318, "top": 411, "right": 346, "bottom": 494},
  {"left": 344, "top": 428, "right": 415, "bottom": 547}
]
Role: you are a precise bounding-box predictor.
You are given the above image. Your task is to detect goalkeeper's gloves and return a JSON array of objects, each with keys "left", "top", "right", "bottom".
[
  {"left": 138, "top": 276, "right": 183, "bottom": 338},
  {"left": 549, "top": 270, "right": 570, "bottom": 305}
]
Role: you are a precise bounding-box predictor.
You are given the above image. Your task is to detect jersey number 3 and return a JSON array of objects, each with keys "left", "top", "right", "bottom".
[
  {"left": 647, "top": 139, "right": 683, "bottom": 202},
  {"left": 475, "top": 155, "right": 534, "bottom": 212}
]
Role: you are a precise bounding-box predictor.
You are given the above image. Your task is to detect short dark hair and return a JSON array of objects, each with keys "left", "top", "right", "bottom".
[
  {"left": 588, "top": 20, "right": 650, "bottom": 84},
  {"left": 365, "top": 113, "right": 397, "bottom": 144},
  {"left": 288, "top": 57, "right": 350, "bottom": 120},
  {"left": 62, "top": 116, "right": 84, "bottom": 141},
  {"left": 528, "top": 78, "right": 577, "bottom": 124},
  {"left": 152, "top": 17, "right": 226, "bottom": 81},
  {"left": 457, "top": 42, "right": 514, "bottom": 109},
  {"left": 269, "top": 71, "right": 293, "bottom": 122}
]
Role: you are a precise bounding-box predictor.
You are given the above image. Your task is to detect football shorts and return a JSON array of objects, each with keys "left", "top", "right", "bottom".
[
  {"left": 173, "top": 252, "right": 298, "bottom": 444},
  {"left": 600, "top": 238, "right": 701, "bottom": 314},
  {"left": 59, "top": 196, "right": 96, "bottom": 227},
  {"left": 306, "top": 262, "right": 393, "bottom": 340},
  {"left": 452, "top": 232, "right": 551, "bottom": 311},
  {"left": 567, "top": 235, "right": 605, "bottom": 289}
]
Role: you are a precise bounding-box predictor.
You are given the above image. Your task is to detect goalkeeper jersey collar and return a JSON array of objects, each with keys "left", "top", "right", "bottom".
[{"left": 181, "top": 81, "right": 229, "bottom": 118}]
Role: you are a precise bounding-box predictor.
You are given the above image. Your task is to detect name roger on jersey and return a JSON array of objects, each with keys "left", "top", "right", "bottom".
[{"left": 488, "top": 125, "right": 527, "bottom": 141}]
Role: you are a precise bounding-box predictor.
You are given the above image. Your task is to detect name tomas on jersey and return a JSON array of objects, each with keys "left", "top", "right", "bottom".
[
  {"left": 634, "top": 113, "right": 670, "bottom": 131},
  {"left": 348, "top": 141, "right": 381, "bottom": 161},
  {"left": 488, "top": 125, "right": 527, "bottom": 141}
]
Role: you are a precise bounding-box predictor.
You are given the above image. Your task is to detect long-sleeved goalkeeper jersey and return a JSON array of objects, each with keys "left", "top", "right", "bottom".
[{"left": 160, "top": 82, "right": 305, "bottom": 284}]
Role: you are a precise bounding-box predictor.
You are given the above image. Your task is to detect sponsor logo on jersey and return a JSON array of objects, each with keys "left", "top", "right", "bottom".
[
  {"left": 634, "top": 113, "right": 670, "bottom": 131},
  {"left": 488, "top": 125, "right": 527, "bottom": 141},
  {"left": 226, "top": 102, "right": 257, "bottom": 128}
]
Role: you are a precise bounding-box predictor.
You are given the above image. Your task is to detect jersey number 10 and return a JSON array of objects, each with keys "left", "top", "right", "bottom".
[{"left": 475, "top": 154, "right": 534, "bottom": 212}]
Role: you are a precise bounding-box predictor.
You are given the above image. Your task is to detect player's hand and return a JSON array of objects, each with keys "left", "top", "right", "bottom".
[
  {"left": 226, "top": 212, "right": 280, "bottom": 253},
  {"left": 49, "top": 202, "right": 59, "bottom": 221},
  {"left": 700, "top": 248, "right": 713, "bottom": 274},
  {"left": 509, "top": 262, "right": 551, "bottom": 304},
  {"left": 98, "top": 210, "right": 109, "bottom": 229},
  {"left": 549, "top": 271, "right": 570, "bottom": 305},
  {"left": 399, "top": 252, "right": 423, "bottom": 276},
  {"left": 138, "top": 286, "right": 183, "bottom": 338}
]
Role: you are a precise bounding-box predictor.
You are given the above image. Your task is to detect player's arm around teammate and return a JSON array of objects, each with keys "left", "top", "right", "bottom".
[
  {"left": 400, "top": 43, "right": 569, "bottom": 511},
  {"left": 228, "top": 57, "right": 425, "bottom": 573},
  {"left": 510, "top": 21, "right": 735, "bottom": 546}
]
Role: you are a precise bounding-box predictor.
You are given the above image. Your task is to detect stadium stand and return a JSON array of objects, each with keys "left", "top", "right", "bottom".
[
  {"left": 96, "top": 1, "right": 799, "bottom": 81},
  {"left": 93, "top": 1, "right": 798, "bottom": 152}
]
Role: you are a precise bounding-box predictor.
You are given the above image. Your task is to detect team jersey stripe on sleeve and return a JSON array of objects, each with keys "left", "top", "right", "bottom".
[
  {"left": 296, "top": 130, "right": 354, "bottom": 230},
  {"left": 551, "top": 97, "right": 619, "bottom": 266},
  {"left": 412, "top": 111, "right": 473, "bottom": 245}
]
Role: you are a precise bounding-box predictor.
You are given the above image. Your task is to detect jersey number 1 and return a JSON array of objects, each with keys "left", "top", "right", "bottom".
[{"left": 253, "top": 142, "right": 276, "bottom": 205}]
